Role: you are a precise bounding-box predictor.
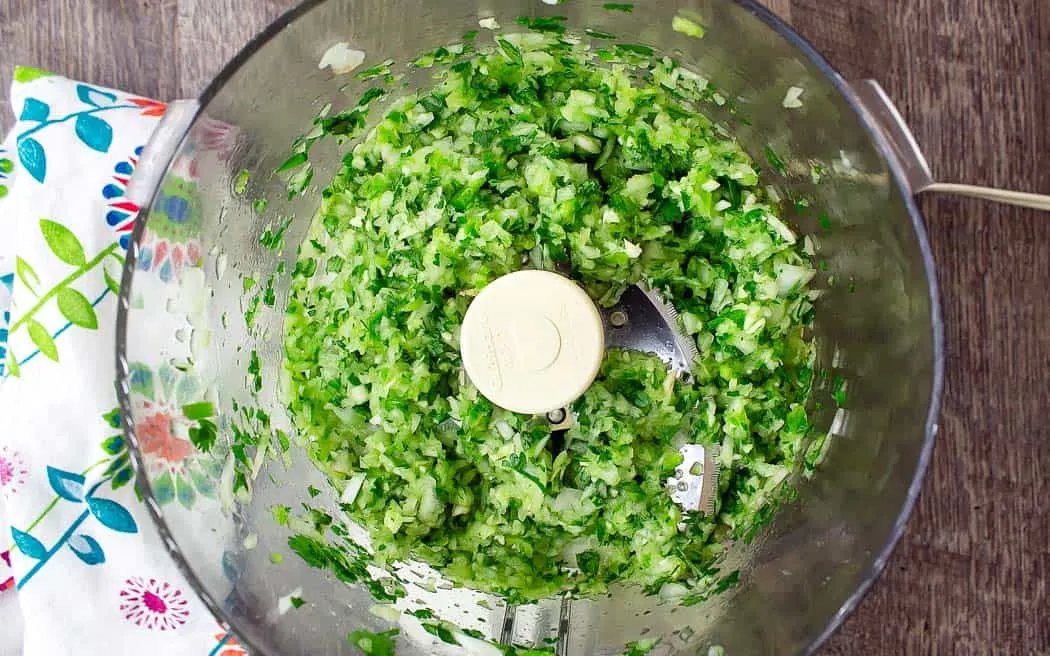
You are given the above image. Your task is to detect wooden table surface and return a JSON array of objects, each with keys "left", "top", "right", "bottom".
[{"left": 1, "top": 1, "right": 1047, "bottom": 654}]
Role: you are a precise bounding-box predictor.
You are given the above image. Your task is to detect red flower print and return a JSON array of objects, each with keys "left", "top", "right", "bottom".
[
  {"left": 1, "top": 550, "right": 14, "bottom": 592},
  {"left": 129, "top": 97, "right": 167, "bottom": 117},
  {"left": 0, "top": 446, "right": 28, "bottom": 499},
  {"left": 212, "top": 630, "right": 249, "bottom": 655},
  {"left": 119, "top": 577, "right": 190, "bottom": 631},
  {"left": 194, "top": 115, "right": 239, "bottom": 161},
  {"left": 103, "top": 145, "right": 145, "bottom": 250},
  {"left": 136, "top": 410, "right": 194, "bottom": 464}
]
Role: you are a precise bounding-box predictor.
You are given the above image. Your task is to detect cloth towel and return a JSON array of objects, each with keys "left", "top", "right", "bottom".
[{"left": 0, "top": 67, "right": 245, "bottom": 656}]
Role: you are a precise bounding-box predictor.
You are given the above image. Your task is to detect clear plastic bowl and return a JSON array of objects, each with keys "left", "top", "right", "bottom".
[{"left": 116, "top": 1, "right": 942, "bottom": 654}]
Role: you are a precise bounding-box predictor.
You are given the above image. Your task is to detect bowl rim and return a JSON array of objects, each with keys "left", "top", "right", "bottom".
[{"left": 114, "top": 1, "right": 945, "bottom": 653}]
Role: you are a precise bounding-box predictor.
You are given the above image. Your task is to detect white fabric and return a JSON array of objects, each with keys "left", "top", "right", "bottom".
[{"left": 0, "top": 69, "right": 238, "bottom": 656}]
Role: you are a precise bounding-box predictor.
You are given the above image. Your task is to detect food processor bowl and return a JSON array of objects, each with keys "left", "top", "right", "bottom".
[{"left": 116, "top": 0, "right": 943, "bottom": 654}]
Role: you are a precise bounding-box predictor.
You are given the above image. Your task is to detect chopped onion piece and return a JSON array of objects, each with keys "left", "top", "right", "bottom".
[
  {"left": 782, "top": 86, "right": 804, "bottom": 109},
  {"left": 319, "top": 42, "right": 366, "bottom": 74}
]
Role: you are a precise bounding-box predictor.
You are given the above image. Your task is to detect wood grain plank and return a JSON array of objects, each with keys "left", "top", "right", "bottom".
[
  {"left": 762, "top": 0, "right": 791, "bottom": 23},
  {"left": 0, "top": 0, "right": 179, "bottom": 132},
  {"left": 804, "top": 0, "right": 1050, "bottom": 653},
  {"left": 175, "top": 0, "right": 289, "bottom": 98},
  {"left": 788, "top": 0, "right": 890, "bottom": 79}
]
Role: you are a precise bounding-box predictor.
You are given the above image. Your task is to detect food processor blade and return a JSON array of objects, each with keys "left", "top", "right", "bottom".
[
  {"left": 602, "top": 284, "right": 701, "bottom": 379},
  {"left": 496, "top": 283, "right": 718, "bottom": 654}
]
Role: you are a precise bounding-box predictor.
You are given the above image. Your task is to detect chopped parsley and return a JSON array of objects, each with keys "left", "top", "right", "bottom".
[
  {"left": 188, "top": 418, "right": 217, "bottom": 452},
  {"left": 347, "top": 628, "right": 399, "bottom": 656},
  {"left": 259, "top": 217, "right": 292, "bottom": 250},
  {"left": 283, "top": 33, "right": 815, "bottom": 605},
  {"left": 671, "top": 15, "right": 706, "bottom": 39},
  {"left": 276, "top": 152, "right": 307, "bottom": 173},
  {"left": 271, "top": 504, "right": 291, "bottom": 525},
  {"left": 181, "top": 401, "right": 215, "bottom": 421},
  {"left": 233, "top": 169, "right": 251, "bottom": 195}
]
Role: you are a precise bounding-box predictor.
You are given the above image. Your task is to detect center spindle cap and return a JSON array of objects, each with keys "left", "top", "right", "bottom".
[{"left": 460, "top": 270, "right": 605, "bottom": 414}]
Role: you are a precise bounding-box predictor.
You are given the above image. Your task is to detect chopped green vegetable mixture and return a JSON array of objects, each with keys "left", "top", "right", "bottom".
[{"left": 283, "top": 32, "right": 816, "bottom": 604}]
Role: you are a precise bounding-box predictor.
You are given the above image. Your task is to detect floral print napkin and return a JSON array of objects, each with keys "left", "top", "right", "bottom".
[{"left": 0, "top": 68, "right": 241, "bottom": 655}]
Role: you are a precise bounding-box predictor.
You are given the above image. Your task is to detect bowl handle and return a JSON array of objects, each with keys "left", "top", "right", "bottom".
[
  {"left": 850, "top": 79, "right": 1050, "bottom": 211},
  {"left": 125, "top": 99, "right": 200, "bottom": 207}
]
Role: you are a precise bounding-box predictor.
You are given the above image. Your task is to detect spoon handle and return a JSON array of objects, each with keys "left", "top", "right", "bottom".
[
  {"left": 852, "top": 80, "right": 1050, "bottom": 212},
  {"left": 920, "top": 183, "right": 1050, "bottom": 211}
]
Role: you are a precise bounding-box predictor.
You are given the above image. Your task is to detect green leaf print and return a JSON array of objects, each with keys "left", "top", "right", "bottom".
[
  {"left": 176, "top": 477, "right": 196, "bottom": 510},
  {"left": 101, "top": 435, "right": 124, "bottom": 455},
  {"left": 111, "top": 467, "right": 134, "bottom": 490},
  {"left": 0, "top": 156, "right": 14, "bottom": 198},
  {"left": 26, "top": 318, "right": 58, "bottom": 361},
  {"left": 102, "top": 407, "right": 121, "bottom": 428},
  {"left": 128, "top": 362, "right": 155, "bottom": 400},
  {"left": 8, "top": 242, "right": 119, "bottom": 340},
  {"left": 190, "top": 466, "right": 217, "bottom": 497},
  {"left": 103, "top": 268, "right": 122, "bottom": 295},
  {"left": 40, "top": 219, "right": 86, "bottom": 266},
  {"left": 56, "top": 287, "right": 98, "bottom": 329},
  {"left": 15, "top": 256, "right": 40, "bottom": 295},
  {"left": 13, "top": 66, "right": 55, "bottom": 83},
  {"left": 153, "top": 471, "right": 176, "bottom": 505}
]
